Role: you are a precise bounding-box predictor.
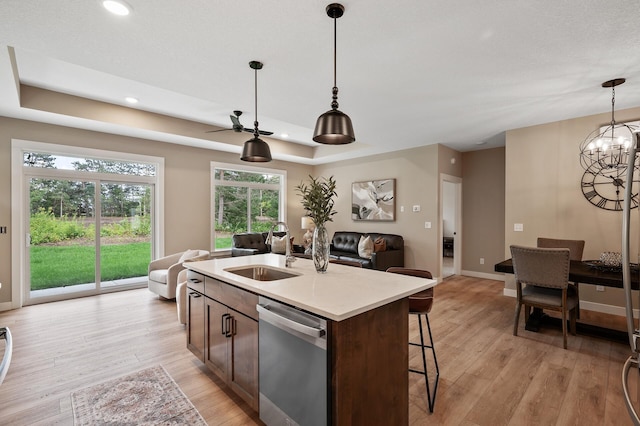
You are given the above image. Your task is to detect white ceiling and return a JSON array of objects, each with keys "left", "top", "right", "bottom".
[{"left": 1, "top": 0, "right": 640, "bottom": 164}]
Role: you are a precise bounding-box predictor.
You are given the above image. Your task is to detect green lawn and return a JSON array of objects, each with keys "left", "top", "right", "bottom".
[
  {"left": 30, "top": 242, "right": 151, "bottom": 290},
  {"left": 215, "top": 236, "right": 232, "bottom": 250}
]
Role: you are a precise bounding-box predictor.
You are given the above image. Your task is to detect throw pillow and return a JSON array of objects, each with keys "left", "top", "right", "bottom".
[
  {"left": 374, "top": 237, "right": 387, "bottom": 252},
  {"left": 179, "top": 249, "right": 200, "bottom": 263},
  {"left": 358, "top": 235, "right": 373, "bottom": 259},
  {"left": 271, "top": 235, "right": 288, "bottom": 254}
]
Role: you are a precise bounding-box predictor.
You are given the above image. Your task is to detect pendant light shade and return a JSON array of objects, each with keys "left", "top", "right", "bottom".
[
  {"left": 313, "top": 109, "right": 355, "bottom": 145},
  {"left": 241, "top": 136, "right": 272, "bottom": 162},
  {"left": 241, "top": 60, "right": 272, "bottom": 162},
  {"left": 313, "top": 3, "right": 355, "bottom": 145}
]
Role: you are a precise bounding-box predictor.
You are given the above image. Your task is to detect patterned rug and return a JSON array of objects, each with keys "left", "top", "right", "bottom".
[{"left": 71, "top": 365, "right": 207, "bottom": 425}]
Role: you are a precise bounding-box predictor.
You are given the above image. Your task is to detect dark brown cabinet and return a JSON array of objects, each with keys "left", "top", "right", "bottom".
[
  {"left": 186, "top": 289, "right": 205, "bottom": 361},
  {"left": 187, "top": 275, "right": 259, "bottom": 410}
]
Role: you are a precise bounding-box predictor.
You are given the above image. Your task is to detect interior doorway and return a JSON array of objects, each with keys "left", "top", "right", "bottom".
[{"left": 441, "top": 175, "right": 462, "bottom": 278}]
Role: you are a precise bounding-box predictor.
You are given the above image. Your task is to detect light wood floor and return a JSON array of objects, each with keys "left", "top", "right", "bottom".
[{"left": 0, "top": 275, "right": 637, "bottom": 425}]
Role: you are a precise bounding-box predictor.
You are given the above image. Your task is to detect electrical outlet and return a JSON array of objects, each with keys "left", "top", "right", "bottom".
[
  {"left": 480, "top": 258, "right": 485, "bottom": 265},
  {"left": 514, "top": 223, "right": 524, "bottom": 232},
  {"left": 596, "top": 285, "right": 605, "bottom": 292},
  {"left": 424, "top": 222, "right": 431, "bottom": 229},
  {"left": 400, "top": 206, "right": 404, "bottom": 212}
]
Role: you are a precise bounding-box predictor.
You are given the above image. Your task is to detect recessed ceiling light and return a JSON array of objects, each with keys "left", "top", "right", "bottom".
[
  {"left": 280, "top": 133, "right": 289, "bottom": 138},
  {"left": 103, "top": 0, "right": 132, "bottom": 16},
  {"left": 125, "top": 96, "right": 138, "bottom": 104}
]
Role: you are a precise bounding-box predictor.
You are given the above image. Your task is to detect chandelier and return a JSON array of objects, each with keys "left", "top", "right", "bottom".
[{"left": 579, "top": 78, "right": 638, "bottom": 173}]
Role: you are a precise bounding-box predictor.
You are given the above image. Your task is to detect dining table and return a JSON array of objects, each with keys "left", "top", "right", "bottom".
[{"left": 495, "top": 258, "right": 639, "bottom": 343}]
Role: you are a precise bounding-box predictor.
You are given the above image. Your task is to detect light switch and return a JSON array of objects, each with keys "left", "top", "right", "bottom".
[
  {"left": 400, "top": 206, "right": 404, "bottom": 212},
  {"left": 413, "top": 205, "right": 420, "bottom": 212},
  {"left": 424, "top": 222, "right": 431, "bottom": 229},
  {"left": 514, "top": 223, "right": 524, "bottom": 232}
]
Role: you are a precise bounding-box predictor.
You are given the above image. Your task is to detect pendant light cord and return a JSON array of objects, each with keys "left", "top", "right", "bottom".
[
  {"left": 331, "top": 13, "right": 339, "bottom": 111},
  {"left": 254, "top": 66, "right": 259, "bottom": 138},
  {"left": 611, "top": 85, "right": 616, "bottom": 126}
]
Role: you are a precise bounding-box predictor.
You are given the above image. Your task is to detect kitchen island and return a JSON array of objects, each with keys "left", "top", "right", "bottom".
[{"left": 184, "top": 253, "right": 436, "bottom": 425}]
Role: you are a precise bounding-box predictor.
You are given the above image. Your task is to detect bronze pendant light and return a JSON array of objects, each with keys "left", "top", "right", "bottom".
[
  {"left": 241, "top": 60, "right": 272, "bottom": 162},
  {"left": 313, "top": 3, "right": 355, "bottom": 145}
]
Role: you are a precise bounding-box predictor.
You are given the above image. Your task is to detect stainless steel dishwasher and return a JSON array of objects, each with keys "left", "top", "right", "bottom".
[{"left": 257, "top": 296, "right": 328, "bottom": 426}]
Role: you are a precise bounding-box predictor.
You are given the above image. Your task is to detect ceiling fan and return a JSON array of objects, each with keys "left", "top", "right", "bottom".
[{"left": 206, "top": 110, "right": 273, "bottom": 136}]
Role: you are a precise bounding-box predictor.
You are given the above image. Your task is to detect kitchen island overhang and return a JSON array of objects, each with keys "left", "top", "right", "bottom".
[{"left": 184, "top": 253, "right": 436, "bottom": 321}]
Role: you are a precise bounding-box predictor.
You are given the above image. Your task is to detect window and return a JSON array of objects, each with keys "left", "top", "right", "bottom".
[{"left": 212, "top": 163, "right": 286, "bottom": 252}]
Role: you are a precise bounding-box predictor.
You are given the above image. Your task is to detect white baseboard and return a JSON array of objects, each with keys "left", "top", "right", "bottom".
[
  {"left": 461, "top": 270, "right": 505, "bottom": 281},
  {"left": 502, "top": 288, "right": 638, "bottom": 317}
]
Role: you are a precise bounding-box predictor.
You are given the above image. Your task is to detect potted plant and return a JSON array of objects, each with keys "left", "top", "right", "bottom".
[{"left": 296, "top": 175, "right": 337, "bottom": 273}]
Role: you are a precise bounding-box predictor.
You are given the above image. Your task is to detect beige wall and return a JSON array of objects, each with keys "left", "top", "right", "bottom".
[
  {"left": 461, "top": 147, "right": 505, "bottom": 274},
  {"left": 505, "top": 106, "right": 640, "bottom": 309},
  {"left": 0, "top": 117, "right": 312, "bottom": 305},
  {"left": 313, "top": 144, "right": 466, "bottom": 277},
  {"left": 0, "top": 113, "right": 521, "bottom": 309}
]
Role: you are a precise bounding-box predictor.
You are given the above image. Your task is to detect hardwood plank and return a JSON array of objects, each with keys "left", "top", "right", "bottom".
[{"left": 0, "top": 276, "right": 635, "bottom": 425}]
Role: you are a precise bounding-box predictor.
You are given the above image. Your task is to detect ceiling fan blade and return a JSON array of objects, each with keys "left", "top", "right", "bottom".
[
  {"left": 205, "top": 128, "right": 232, "bottom": 133},
  {"left": 230, "top": 115, "right": 242, "bottom": 127},
  {"left": 242, "top": 128, "right": 274, "bottom": 136}
]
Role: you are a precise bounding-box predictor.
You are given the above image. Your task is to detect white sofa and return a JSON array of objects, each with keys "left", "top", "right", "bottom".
[{"left": 147, "top": 249, "right": 209, "bottom": 299}]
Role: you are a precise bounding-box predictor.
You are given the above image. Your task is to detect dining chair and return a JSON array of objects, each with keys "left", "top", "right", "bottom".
[
  {"left": 511, "top": 245, "right": 578, "bottom": 349},
  {"left": 537, "top": 237, "right": 585, "bottom": 318},
  {"left": 386, "top": 267, "right": 438, "bottom": 412}
]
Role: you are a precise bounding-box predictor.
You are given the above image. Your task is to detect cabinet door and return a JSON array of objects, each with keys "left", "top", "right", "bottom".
[
  {"left": 205, "top": 298, "right": 229, "bottom": 380},
  {"left": 186, "top": 290, "right": 205, "bottom": 361},
  {"left": 229, "top": 312, "right": 259, "bottom": 410}
]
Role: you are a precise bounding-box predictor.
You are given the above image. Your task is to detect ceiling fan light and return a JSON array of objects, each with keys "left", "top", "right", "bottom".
[
  {"left": 313, "top": 109, "right": 355, "bottom": 145},
  {"left": 241, "top": 136, "right": 272, "bottom": 162}
]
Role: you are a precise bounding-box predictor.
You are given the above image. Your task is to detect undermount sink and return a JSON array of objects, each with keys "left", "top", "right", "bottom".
[{"left": 225, "top": 265, "right": 300, "bottom": 281}]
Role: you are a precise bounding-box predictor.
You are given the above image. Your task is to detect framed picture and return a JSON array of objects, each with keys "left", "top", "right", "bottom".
[{"left": 352, "top": 178, "right": 395, "bottom": 221}]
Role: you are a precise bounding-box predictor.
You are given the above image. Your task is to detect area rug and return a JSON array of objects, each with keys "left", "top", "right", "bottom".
[{"left": 71, "top": 365, "right": 207, "bottom": 425}]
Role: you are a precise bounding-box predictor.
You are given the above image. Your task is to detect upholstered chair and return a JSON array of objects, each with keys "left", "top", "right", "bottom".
[
  {"left": 176, "top": 269, "right": 188, "bottom": 325},
  {"left": 148, "top": 249, "right": 209, "bottom": 299},
  {"left": 511, "top": 245, "right": 578, "bottom": 349},
  {"left": 537, "top": 237, "right": 585, "bottom": 317}
]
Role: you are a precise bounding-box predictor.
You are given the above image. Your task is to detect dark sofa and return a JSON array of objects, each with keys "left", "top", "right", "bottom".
[
  {"left": 231, "top": 231, "right": 291, "bottom": 257},
  {"left": 330, "top": 231, "right": 404, "bottom": 270}
]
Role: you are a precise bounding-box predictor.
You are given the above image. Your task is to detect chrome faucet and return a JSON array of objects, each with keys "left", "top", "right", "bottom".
[{"left": 267, "top": 221, "right": 296, "bottom": 267}]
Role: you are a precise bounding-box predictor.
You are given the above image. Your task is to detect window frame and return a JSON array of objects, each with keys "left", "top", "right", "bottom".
[
  {"left": 211, "top": 162, "right": 287, "bottom": 254},
  {"left": 10, "top": 139, "right": 164, "bottom": 308}
]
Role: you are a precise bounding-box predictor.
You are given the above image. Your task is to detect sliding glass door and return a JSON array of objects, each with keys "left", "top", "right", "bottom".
[
  {"left": 99, "top": 182, "right": 152, "bottom": 289},
  {"left": 28, "top": 177, "right": 97, "bottom": 298}
]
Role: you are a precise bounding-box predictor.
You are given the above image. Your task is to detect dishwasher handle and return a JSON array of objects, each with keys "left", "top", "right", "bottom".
[{"left": 257, "top": 304, "right": 326, "bottom": 339}]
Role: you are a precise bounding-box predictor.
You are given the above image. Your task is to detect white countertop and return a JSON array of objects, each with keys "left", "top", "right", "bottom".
[{"left": 185, "top": 253, "right": 436, "bottom": 321}]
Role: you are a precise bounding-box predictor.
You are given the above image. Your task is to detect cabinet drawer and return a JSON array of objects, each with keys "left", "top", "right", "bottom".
[
  {"left": 204, "top": 276, "right": 223, "bottom": 299},
  {"left": 205, "top": 277, "right": 258, "bottom": 321},
  {"left": 222, "top": 283, "right": 259, "bottom": 321},
  {"left": 186, "top": 270, "right": 205, "bottom": 293}
]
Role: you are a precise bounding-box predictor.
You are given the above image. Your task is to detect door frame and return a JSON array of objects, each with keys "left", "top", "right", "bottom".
[
  {"left": 440, "top": 174, "right": 462, "bottom": 277},
  {"left": 11, "top": 139, "right": 165, "bottom": 308}
]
